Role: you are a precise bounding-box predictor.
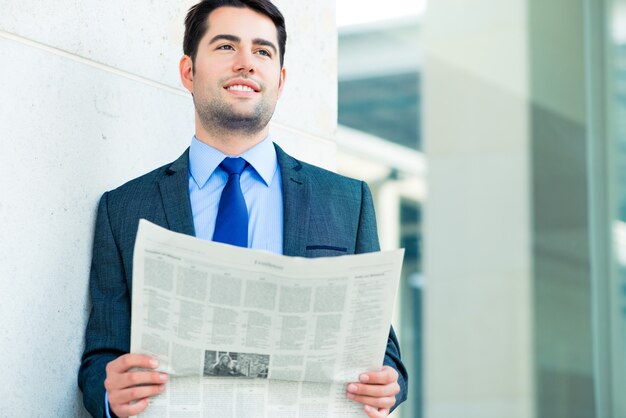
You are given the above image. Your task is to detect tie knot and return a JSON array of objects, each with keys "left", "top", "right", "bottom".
[{"left": 220, "top": 157, "right": 247, "bottom": 176}]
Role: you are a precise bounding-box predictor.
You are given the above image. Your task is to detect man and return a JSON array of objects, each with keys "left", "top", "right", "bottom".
[{"left": 78, "top": 1, "right": 408, "bottom": 417}]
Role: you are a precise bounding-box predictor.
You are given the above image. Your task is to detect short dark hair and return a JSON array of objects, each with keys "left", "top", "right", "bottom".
[{"left": 184, "top": 0, "right": 287, "bottom": 68}]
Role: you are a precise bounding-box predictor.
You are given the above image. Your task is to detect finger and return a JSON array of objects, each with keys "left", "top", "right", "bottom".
[
  {"left": 105, "top": 370, "right": 168, "bottom": 392},
  {"left": 107, "top": 354, "right": 160, "bottom": 374},
  {"left": 109, "top": 383, "right": 165, "bottom": 405},
  {"left": 364, "top": 405, "right": 389, "bottom": 418},
  {"left": 346, "top": 392, "right": 396, "bottom": 410},
  {"left": 112, "top": 397, "right": 150, "bottom": 418},
  {"left": 358, "top": 366, "right": 398, "bottom": 385},
  {"left": 346, "top": 381, "right": 400, "bottom": 398}
]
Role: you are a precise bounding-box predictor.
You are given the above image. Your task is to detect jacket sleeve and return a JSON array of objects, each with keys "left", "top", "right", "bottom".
[
  {"left": 78, "top": 192, "right": 131, "bottom": 418},
  {"left": 356, "top": 181, "right": 409, "bottom": 411}
]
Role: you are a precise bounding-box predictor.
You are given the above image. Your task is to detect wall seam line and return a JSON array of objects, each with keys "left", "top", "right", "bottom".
[{"left": 0, "top": 30, "right": 188, "bottom": 97}]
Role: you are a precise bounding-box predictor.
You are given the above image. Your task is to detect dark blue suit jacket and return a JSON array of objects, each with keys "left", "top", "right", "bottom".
[{"left": 78, "top": 144, "right": 408, "bottom": 417}]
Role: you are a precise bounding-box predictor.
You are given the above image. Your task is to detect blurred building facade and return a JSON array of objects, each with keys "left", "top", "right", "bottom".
[
  {"left": 337, "top": 1, "right": 626, "bottom": 417},
  {"left": 337, "top": 16, "right": 424, "bottom": 418}
]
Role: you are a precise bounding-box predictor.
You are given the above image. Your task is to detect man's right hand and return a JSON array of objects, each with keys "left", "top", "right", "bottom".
[{"left": 105, "top": 354, "right": 168, "bottom": 418}]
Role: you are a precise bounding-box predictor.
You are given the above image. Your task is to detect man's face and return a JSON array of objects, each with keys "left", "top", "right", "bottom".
[{"left": 188, "top": 6, "right": 286, "bottom": 136}]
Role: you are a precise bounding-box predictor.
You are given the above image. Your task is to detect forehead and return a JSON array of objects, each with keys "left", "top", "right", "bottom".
[{"left": 205, "top": 6, "right": 279, "bottom": 44}]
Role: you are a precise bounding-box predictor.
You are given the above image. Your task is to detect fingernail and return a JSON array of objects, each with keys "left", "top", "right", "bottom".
[
  {"left": 364, "top": 405, "right": 373, "bottom": 412},
  {"left": 347, "top": 384, "right": 358, "bottom": 393},
  {"left": 150, "top": 358, "right": 159, "bottom": 367},
  {"left": 160, "top": 373, "right": 168, "bottom": 381},
  {"left": 346, "top": 392, "right": 355, "bottom": 399},
  {"left": 359, "top": 374, "right": 369, "bottom": 383},
  {"left": 160, "top": 384, "right": 166, "bottom": 392}
]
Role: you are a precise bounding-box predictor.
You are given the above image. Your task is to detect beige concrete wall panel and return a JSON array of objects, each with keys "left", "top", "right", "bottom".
[
  {"left": 270, "top": 122, "right": 336, "bottom": 171},
  {"left": 1, "top": 0, "right": 195, "bottom": 87},
  {"left": 272, "top": 0, "right": 337, "bottom": 137},
  {"left": 0, "top": 37, "right": 192, "bottom": 416}
]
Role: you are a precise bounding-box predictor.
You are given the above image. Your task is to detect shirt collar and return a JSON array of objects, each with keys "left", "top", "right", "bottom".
[{"left": 189, "top": 135, "right": 277, "bottom": 189}]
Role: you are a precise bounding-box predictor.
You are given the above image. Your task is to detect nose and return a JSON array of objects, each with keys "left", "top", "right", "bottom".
[{"left": 233, "top": 49, "right": 255, "bottom": 74}]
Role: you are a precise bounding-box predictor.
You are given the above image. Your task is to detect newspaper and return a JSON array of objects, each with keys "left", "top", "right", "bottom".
[{"left": 130, "top": 219, "right": 404, "bottom": 418}]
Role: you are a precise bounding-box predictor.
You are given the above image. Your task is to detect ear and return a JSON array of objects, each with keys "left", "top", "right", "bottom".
[
  {"left": 277, "top": 67, "right": 286, "bottom": 99},
  {"left": 179, "top": 55, "right": 194, "bottom": 93}
]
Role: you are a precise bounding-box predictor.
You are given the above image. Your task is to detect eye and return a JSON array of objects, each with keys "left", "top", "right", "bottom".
[
  {"left": 256, "top": 49, "right": 272, "bottom": 57},
  {"left": 217, "top": 44, "right": 234, "bottom": 51}
]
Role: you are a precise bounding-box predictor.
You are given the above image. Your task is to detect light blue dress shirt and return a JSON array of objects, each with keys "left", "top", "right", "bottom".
[
  {"left": 188, "top": 135, "right": 284, "bottom": 254},
  {"left": 105, "top": 135, "right": 284, "bottom": 417}
]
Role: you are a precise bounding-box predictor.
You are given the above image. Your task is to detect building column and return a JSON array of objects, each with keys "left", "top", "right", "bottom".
[{"left": 422, "top": 0, "right": 593, "bottom": 417}]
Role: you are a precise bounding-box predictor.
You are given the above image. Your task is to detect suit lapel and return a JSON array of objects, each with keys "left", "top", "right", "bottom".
[
  {"left": 156, "top": 144, "right": 308, "bottom": 249},
  {"left": 275, "top": 144, "right": 310, "bottom": 257},
  {"left": 158, "top": 149, "right": 196, "bottom": 237}
]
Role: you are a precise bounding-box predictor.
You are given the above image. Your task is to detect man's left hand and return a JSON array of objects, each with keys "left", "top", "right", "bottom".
[{"left": 346, "top": 365, "right": 400, "bottom": 417}]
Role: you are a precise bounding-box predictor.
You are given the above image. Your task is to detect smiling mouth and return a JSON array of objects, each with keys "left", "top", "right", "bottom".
[
  {"left": 224, "top": 77, "right": 261, "bottom": 93},
  {"left": 226, "top": 84, "right": 257, "bottom": 93}
]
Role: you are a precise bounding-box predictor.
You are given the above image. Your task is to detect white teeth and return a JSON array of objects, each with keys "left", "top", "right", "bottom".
[{"left": 227, "top": 85, "right": 254, "bottom": 92}]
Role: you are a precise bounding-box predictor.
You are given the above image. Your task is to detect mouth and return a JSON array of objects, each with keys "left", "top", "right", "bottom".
[{"left": 224, "top": 78, "right": 261, "bottom": 93}]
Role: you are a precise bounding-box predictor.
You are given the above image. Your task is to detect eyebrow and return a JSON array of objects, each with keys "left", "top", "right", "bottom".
[{"left": 208, "top": 34, "right": 278, "bottom": 54}]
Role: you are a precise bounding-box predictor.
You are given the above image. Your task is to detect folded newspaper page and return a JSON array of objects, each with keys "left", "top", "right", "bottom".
[{"left": 130, "top": 219, "right": 404, "bottom": 418}]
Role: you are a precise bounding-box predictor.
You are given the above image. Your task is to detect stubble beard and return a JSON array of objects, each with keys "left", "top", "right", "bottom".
[{"left": 194, "top": 86, "right": 276, "bottom": 137}]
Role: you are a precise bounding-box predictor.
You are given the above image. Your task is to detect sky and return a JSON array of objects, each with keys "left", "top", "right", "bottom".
[{"left": 336, "top": 0, "right": 427, "bottom": 27}]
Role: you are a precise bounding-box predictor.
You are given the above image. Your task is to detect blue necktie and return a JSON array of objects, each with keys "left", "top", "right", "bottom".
[{"left": 212, "top": 157, "right": 249, "bottom": 247}]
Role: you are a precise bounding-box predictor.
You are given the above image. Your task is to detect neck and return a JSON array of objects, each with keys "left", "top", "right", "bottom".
[{"left": 194, "top": 116, "right": 270, "bottom": 156}]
